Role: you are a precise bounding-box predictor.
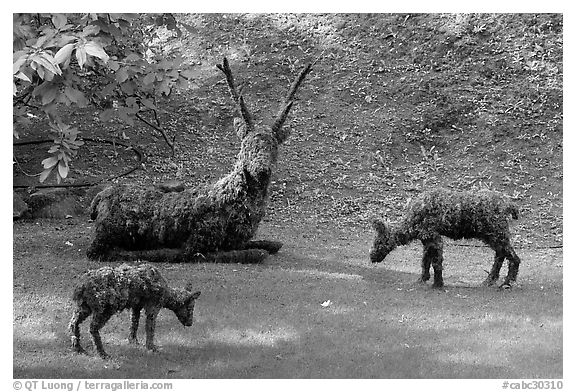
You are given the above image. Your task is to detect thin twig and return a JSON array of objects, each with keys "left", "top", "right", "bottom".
[
  {"left": 135, "top": 112, "right": 175, "bottom": 155},
  {"left": 13, "top": 137, "right": 145, "bottom": 188}
]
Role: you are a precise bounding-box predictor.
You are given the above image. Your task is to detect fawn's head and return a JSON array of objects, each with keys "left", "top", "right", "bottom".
[
  {"left": 171, "top": 284, "right": 201, "bottom": 327},
  {"left": 369, "top": 219, "right": 396, "bottom": 263}
]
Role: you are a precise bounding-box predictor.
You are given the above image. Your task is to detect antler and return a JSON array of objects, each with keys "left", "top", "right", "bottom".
[
  {"left": 271, "top": 62, "right": 313, "bottom": 144},
  {"left": 216, "top": 58, "right": 255, "bottom": 133}
]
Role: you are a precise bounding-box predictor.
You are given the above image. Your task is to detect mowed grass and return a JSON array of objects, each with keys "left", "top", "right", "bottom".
[{"left": 13, "top": 220, "right": 562, "bottom": 378}]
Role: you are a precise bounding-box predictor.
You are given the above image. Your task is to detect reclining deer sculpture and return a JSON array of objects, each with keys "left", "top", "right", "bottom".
[{"left": 86, "top": 58, "right": 312, "bottom": 263}]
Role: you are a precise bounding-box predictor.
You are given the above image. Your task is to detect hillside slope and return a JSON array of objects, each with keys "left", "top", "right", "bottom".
[{"left": 14, "top": 13, "right": 563, "bottom": 246}]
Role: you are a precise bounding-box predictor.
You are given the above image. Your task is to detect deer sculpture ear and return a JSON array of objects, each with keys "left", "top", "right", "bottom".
[
  {"left": 234, "top": 117, "right": 248, "bottom": 139},
  {"left": 370, "top": 218, "right": 388, "bottom": 234}
]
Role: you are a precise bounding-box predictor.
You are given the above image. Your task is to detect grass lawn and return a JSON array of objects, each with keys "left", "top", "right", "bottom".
[{"left": 13, "top": 219, "right": 562, "bottom": 378}]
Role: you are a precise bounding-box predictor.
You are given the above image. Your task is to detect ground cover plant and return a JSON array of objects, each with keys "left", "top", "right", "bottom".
[{"left": 13, "top": 13, "right": 562, "bottom": 379}]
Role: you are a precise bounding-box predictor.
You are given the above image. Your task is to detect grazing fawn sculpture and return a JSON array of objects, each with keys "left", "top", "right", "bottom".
[
  {"left": 369, "top": 188, "right": 521, "bottom": 288},
  {"left": 69, "top": 263, "right": 201, "bottom": 358}
]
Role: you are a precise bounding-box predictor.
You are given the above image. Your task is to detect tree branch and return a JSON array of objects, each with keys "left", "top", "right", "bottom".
[{"left": 135, "top": 111, "right": 175, "bottom": 155}]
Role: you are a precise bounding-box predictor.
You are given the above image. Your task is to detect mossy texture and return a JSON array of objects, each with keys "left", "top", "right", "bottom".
[
  {"left": 86, "top": 59, "right": 312, "bottom": 263},
  {"left": 370, "top": 188, "right": 521, "bottom": 288},
  {"left": 69, "top": 263, "right": 200, "bottom": 357}
]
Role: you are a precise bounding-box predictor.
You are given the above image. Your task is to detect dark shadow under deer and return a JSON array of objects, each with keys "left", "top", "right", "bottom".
[{"left": 86, "top": 58, "right": 312, "bottom": 263}]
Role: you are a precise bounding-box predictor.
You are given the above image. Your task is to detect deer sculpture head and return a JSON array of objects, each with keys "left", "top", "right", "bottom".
[{"left": 216, "top": 58, "right": 312, "bottom": 188}]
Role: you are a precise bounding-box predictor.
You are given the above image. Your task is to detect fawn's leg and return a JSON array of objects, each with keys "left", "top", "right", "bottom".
[
  {"left": 423, "top": 236, "right": 444, "bottom": 288},
  {"left": 89, "top": 312, "right": 113, "bottom": 358},
  {"left": 129, "top": 307, "right": 142, "bottom": 344},
  {"left": 144, "top": 307, "right": 161, "bottom": 352},
  {"left": 418, "top": 240, "right": 432, "bottom": 283},
  {"left": 483, "top": 246, "right": 505, "bottom": 286},
  {"left": 69, "top": 304, "right": 91, "bottom": 354},
  {"left": 501, "top": 245, "right": 521, "bottom": 288}
]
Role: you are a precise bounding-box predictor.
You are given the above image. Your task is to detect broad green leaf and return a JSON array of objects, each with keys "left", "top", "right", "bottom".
[
  {"left": 120, "top": 80, "right": 135, "bottom": 95},
  {"left": 141, "top": 98, "right": 156, "bottom": 110},
  {"left": 40, "top": 84, "right": 59, "bottom": 105},
  {"left": 56, "top": 34, "right": 76, "bottom": 47},
  {"left": 31, "top": 53, "right": 62, "bottom": 76},
  {"left": 85, "top": 41, "right": 109, "bottom": 63},
  {"left": 115, "top": 67, "right": 129, "bottom": 83},
  {"left": 117, "top": 106, "right": 135, "bottom": 126},
  {"left": 64, "top": 86, "right": 88, "bottom": 107},
  {"left": 81, "top": 25, "right": 100, "bottom": 37},
  {"left": 41, "top": 156, "right": 58, "bottom": 169},
  {"left": 75, "top": 46, "right": 87, "bottom": 69},
  {"left": 54, "top": 43, "right": 75, "bottom": 64},
  {"left": 33, "top": 35, "right": 49, "bottom": 49},
  {"left": 14, "top": 72, "right": 31, "bottom": 82},
  {"left": 143, "top": 72, "right": 156, "bottom": 85},
  {"left": 107, "top": 59, "right": 120, "bottom": 71},
  {"left": 58, "top": 161, "right": 69, "bottom": 179},
  {"left": 13, "top": 55, "right": 28, "bottom": 74},
  {"left": 124, "top": 53, "right": 141, "bottom": 62},
  {"left": 39, "top": 168, "right": 52, "bottom": 183},
  {"left": 52, "top": 14, "right": 68, "bottom": 30}
]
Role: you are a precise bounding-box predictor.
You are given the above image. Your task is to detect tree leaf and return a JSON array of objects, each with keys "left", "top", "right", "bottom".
[
  {"left": 54, "top": 43, "right": 75, "bottom": 64},
  {"left": 143, "top": 72, "right": 156, "bottom": 85},
  {"left": 39, "top": 168, "right": 53, "bottom": 183},
  {"left": 75, "top": 46, "right": 87, "bottom": 69},
  {"left": 14, "top": 72, "right": 31, "bottom": 82},
  {"left": 13, "top": 55, "right": 28, "bottom": 75},
  {"left": 52, "top": 14, "right": 68, "bottom": 30},
  {"left": 84, "top": 41, "right": 109, "bottom": 63},
  {"left": 115, "top": 67, "right": 129, "bottom": 83},
  {"left": 117, "top": 106, "right": 135, "bottom": 125},
  {"left": 64, "top": 86, "right": 88, "bottom": 107},
  {"left": 31, "top": 53, "right": 62, "bottom": 76},
  {"left": 41, "top": 156, "right": 59, "bottom": 169},
  {"left": 58, "top": 161, "right": 69, "bottom": 179},
  {"left": 141, "top": 98, "right": 156, "bottom": 110},
  {"left": 107, "top": 59, "right": 120, "bottom": 71},
  {"left": 81, "top": 25, "right": 100, "bottom": 37},
  {"left": 40, "top": 84, "right": 60, "bottom": 105}
]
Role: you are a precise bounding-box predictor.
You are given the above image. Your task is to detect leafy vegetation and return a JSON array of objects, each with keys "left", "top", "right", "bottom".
[{"left": 13, "top": 13, "right": 194, "bottom": 183}]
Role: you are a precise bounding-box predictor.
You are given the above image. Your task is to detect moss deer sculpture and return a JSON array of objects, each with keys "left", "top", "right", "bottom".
[
  {"left": 87, "top": 58, "right": 312, "bottom": 263},
  {"left": 369, "top": 188, "right": 521, "bottom": 288}
]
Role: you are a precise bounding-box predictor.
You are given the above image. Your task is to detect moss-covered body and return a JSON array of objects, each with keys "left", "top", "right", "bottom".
[
  {"left": 370, "top": 188, "right": 521, "bottom": 288},
  {"left": 69, "top": 263, "right": 201, "bottom": 358},
  {"left": 86, "top": 58, "right": 311, "bottom": 263}
]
